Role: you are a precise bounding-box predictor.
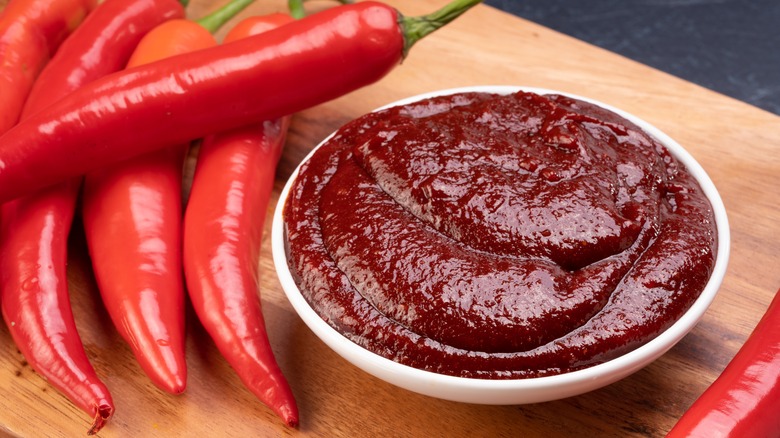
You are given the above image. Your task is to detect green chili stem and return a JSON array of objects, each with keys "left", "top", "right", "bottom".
[
  {"left": 400, "top": 0, "right": 483, "bottom": 57},
  {"left": 288, "top": 0, "right": 354, "bottom": 20},
  {"left": 197, "top": 0, "right": 255, "bottom": 34},
  {"left": 288, "top": 0, "right": 305, "bottom": 19}
]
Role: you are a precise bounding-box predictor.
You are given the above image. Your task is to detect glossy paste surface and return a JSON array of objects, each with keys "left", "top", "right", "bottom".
[{"left": 283, "top": 91, "right": 717, "bottom": 378}]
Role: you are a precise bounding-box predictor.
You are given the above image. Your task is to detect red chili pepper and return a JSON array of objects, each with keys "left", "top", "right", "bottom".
[
  {"left": 0, "top": 0, "right": 97, "bottom": 134},
  {"left": 0, "top": 0, "right": 184, "bottom": 433},
  {"left": 183, "top": 12, "right": 298, "bottom": 427},
  {"left": 666, "top": 288, "right": 780, "bottom": 437},
  {"left": 0, "top": 0, "right": 482, "bottom": 204},
  {"left": 80, "top": 0, "right": 251, "bottom": 394}
]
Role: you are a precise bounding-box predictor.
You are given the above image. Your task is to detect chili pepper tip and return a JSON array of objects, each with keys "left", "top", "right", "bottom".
[
  {"left": 283, "top": 405, "right": 299, "bottom": 428},
  {"left": 86, "top": 403, "right": 113, "bottom": 435}
]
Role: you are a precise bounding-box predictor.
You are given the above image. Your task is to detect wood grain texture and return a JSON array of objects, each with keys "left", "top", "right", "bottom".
[{"left": 1, "top": 0, "right": 779, "bottom": 436}]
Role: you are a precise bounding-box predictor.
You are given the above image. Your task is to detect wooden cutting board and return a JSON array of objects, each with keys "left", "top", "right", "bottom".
[{"left": 1, "top": 0, "right": 778, "bottom": 436}]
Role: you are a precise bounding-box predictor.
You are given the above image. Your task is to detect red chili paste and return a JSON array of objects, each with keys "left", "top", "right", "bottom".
[{"left": 282, "top": 91, "right": 717, "bottom": 378}]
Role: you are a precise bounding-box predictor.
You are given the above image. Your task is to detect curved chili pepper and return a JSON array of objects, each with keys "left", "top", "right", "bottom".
[
  {"left": 80, "top": 0, "right": 252, "bottom": 395},
  {"left": 0, "top": 0, "right": 483, "bottom": 204},
  {"left": 666, "top": 288, "right": 780, "bottom": 437},
  {"left": 0, "top": 0, "right": 96, "bottom": 134},
  {"left": 0, "top": 0, "right": 184, "bottom": 433},
  {"left": 183, "top": 12, "right": 298, "bottom": 427}
]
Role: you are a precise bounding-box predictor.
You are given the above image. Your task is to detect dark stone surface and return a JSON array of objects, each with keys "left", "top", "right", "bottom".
[{"left": 485, "top": 0, "right": 780, "bottom": 115}]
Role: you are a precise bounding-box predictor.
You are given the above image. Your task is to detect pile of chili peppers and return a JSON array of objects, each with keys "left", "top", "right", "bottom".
[{"left": 0, "top": 0, "right": 484, "bottom": 433}]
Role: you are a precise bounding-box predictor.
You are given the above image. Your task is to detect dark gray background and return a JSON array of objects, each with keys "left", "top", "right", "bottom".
[{"left": 485, "top": 0, "right": 780, "bottom": 115}]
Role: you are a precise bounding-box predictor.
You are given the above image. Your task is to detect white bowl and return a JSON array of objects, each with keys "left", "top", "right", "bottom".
[{"left": 271, "top": 86, "right": 730, "bottom": 405}]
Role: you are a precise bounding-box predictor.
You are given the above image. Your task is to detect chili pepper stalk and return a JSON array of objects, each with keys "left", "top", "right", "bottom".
[
  {"left": 286, "top": 0, "right": 353, "bottom": 20},
  {"left": 0, "top": 0, "right": 483, "bottom": 204},
  {"left": 400, "top": 0, "right": 481, "bottom": 56},
  {"left": 197, "top": 0, "right": 254, "bottom": 33}
]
